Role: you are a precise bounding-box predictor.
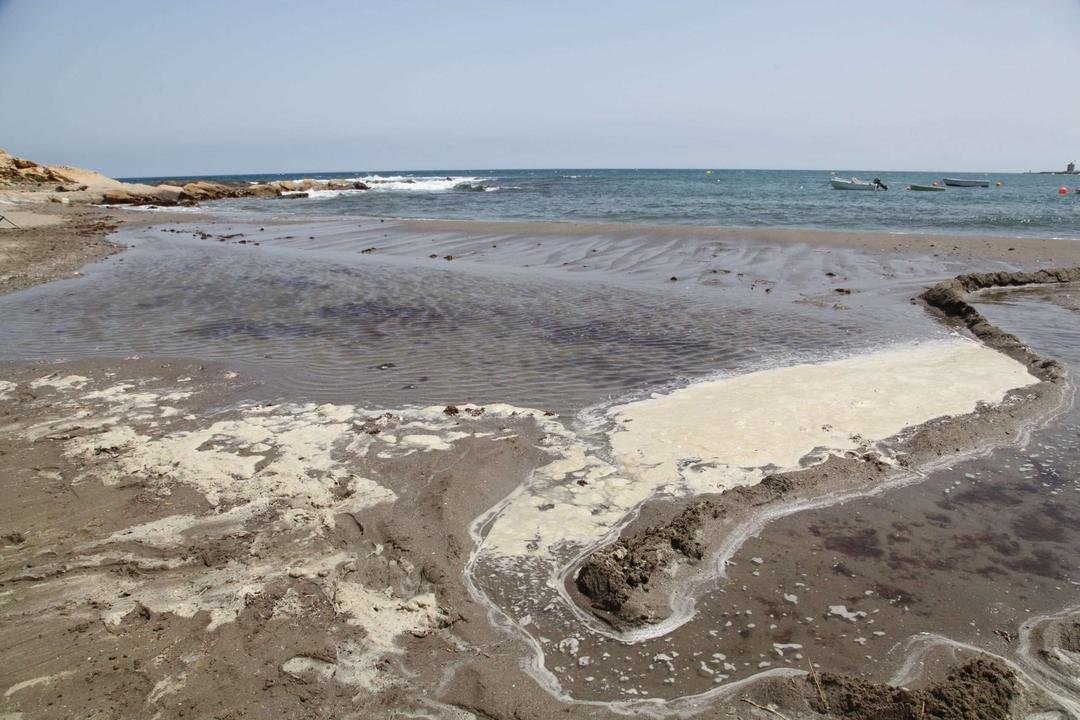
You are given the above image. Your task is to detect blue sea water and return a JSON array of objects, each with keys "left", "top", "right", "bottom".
[{"left": 121, "top": 169, "right": 1080, "bottom": 238}]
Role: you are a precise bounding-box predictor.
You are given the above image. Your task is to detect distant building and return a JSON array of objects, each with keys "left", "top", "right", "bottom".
[{"left": 1069, "top": 161, "right": 1076, "bottom": 173}]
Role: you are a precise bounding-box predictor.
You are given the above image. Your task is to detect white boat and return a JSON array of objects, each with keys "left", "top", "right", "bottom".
[{"left": 830, "top": 176, "right": 886, "bottom": 191}]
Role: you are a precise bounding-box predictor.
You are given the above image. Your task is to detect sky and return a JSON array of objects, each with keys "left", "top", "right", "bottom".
[{"left": 1, "top": 0, "right": 1078, "bottom": 176}]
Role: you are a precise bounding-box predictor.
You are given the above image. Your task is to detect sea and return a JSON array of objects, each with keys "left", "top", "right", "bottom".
[{"left": 121, "top": 168, "right": 1080, "bottom": 238}]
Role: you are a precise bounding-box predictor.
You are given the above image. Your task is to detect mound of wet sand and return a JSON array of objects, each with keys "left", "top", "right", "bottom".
[
  {"left": 810, "top": 658, "right": 1017, "bottom": 720},
  {"left": 919, "top": 267, "right": 1080, "bottom": 379},
  {"left": 575, "top": 474, "right": 797, "bottom": 617}
]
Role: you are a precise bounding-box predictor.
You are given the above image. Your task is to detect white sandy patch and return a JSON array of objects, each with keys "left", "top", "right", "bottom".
[
  {"left": 0, "top": 380, "right": 14, "bottom": 401},
  {"left": 146, "top": 672, "right": 187, "bottom": 705},
  {"left": 326, "top": 582, "right": 447, "bottom": 689},
  {"left": 282, "top": 656, "right": 336, "bottom": 681},
  {"left": 69, "top": 401, "right": 396, "bottom": 511},
  {"left": 3, "top": 671, "right": 75, "bottom": 698},
  {"left": 277, "top": 584, "right": 448, "bottom": 690},
  {"left": 478, "top": 337, "right": 1036, "bottom": 560},
  {"left": 96, "top": 500, "right": 272, "bottom": 548},
  {"left": 80, "top": 549, "right": 353, "bottom": 630},
  {"left": 29, "top": 374, "right": 89, "bottom": 391}
]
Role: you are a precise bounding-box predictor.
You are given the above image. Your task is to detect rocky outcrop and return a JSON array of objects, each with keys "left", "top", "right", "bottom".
[
  {"left": 244, "top": 183, "right": 281, "bottom": 198},
  {"left": 1, "top": 148, "right": 373, "bottom": 207},
  {"left": 179, "top": 181, "right": 243, "bottom": 202}
]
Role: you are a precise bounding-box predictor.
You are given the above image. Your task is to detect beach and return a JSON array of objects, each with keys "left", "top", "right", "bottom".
[{"left": 2, "top": 160, "right": 1080, "bottom": 719}]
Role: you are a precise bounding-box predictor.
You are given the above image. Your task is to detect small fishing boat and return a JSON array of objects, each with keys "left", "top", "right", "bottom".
[
  {"left": 830, "top": 176, "right": 886, "bottom": 191},
  {"left": 942, "top": 177, "right": 990, "bottom": 188},
  {"left": 908, "top": 183, "right": 945, "bottom": 192}
]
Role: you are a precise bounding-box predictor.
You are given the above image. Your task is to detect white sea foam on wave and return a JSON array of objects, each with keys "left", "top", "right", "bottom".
[
  {"left": 345, "top": 175, "right": 490, "bottom": 192},
  {"left": 304, "top": 189, "right": 367, "bottom": 200}
]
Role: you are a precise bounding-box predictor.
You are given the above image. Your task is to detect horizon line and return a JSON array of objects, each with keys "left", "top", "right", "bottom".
[{"left": 116, "top": 166, "right": 1062, "bottom": 180}]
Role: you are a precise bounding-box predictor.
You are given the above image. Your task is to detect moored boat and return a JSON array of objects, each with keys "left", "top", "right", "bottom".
[
  {"left": 908, "top": 182, "right": 945, "bottom": 192},
  {"left": 942, "top": 177, "right": 990, "bottom": 188},
  {"left": 830, "top": 176, "right": 886, "bottom": 191}
]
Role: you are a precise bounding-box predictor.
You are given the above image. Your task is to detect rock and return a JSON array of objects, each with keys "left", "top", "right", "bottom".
[
  {"left": 16, "top": 167, "right": 51, "bottom": 182},
  {"left": 101, "top": 189, "right": 139, "bottom": 204},
  {"left": 44, "top": 164, "right": 127, "bottom": 190},
  {"left": 13, "top": 157, "right": 37, "bottom": 170},
  {"left": 244, "top": 184, "right": 280, "bottom": 198},
  {"left": 179, "top": 181, "right": 238, "bottom": 202},
  {"left": 153, "top": 184, "right": 183, "bottom": 204}
]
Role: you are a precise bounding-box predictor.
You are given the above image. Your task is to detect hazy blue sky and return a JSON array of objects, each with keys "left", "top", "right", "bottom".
[{"left": 2, "top": 0, "right": 1078, "bottom": 176}]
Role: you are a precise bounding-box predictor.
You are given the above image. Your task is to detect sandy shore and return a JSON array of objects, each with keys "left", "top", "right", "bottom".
[
  {"left": 0, "top": 205, "right": 122, "bottom": 295},
  {"left": 2, "top": 203, "right": 1080, "bottom": 718}
]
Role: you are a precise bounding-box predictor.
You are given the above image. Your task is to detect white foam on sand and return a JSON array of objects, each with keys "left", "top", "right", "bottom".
[
  {"left": 608, "top": 336, "right": 1037, "bottom": 496},
  {"left": 10, "top": 375, "right": 506, "bottom": 691},
  {"left": 326, "top": 583, "right": 448, "bottom": 689},
  {"left": 476, "top": 337, "right": 1036, "bottom": 561},
  {"left": 69, "top": 400, "right": 396, "bottom": 511},
  {"left": 29, "top": 374, "right": 89, "bottom": 391}
]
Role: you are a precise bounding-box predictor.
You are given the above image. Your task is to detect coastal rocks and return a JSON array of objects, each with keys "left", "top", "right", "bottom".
[
  {"left": 42, "top": 164, "right": 127, "bottom": 190},
  {"left": 261, "top": 179, "right": 369, "bottom": 194},
  {"left": 0, "top": 149, "right": 53, "bottom": 184},
  {"left": 179, "top": 180, "right": 241, "bottom": 202},
  {"left": 0, "top": 149, "right": 372, "bottom": 206},
  {"left": 154, "top": 184, "right": 183, "bottom": 204},
  {"left": 101, "top": 184, "right": 187, "bottom": 206},
  {"left": 244, "top": 183, "right": 281, "bottom": 198}
]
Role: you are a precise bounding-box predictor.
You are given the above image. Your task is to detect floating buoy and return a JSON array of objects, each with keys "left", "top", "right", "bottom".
[
  {"left": 1059, "top": 186, "right": 1069, "bottom": 195},
  {"left": 705, "top": 170, "right": 712, "bottom": 175}
]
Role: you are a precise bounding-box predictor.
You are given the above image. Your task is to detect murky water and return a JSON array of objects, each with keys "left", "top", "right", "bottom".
[{"left": 0, "top": 219, "right": 943, "bottom": 414}]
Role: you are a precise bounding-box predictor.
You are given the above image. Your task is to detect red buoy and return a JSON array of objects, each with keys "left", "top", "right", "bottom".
[{"left": 1059, "top": 186, "right": 1069, "bottom": 195}]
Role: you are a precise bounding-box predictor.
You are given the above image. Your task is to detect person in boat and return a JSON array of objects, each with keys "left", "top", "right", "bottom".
[{"left": 872, "top": 177, "right": 888, "bottom": 190}]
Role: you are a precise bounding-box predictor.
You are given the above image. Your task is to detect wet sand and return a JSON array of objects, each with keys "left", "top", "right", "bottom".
[
  {"left": 2, "top": 210, "right": 1080, "bottom": 719},
  {"left": 396, "top": 217, "right": 1080, "bottom": 266}
]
